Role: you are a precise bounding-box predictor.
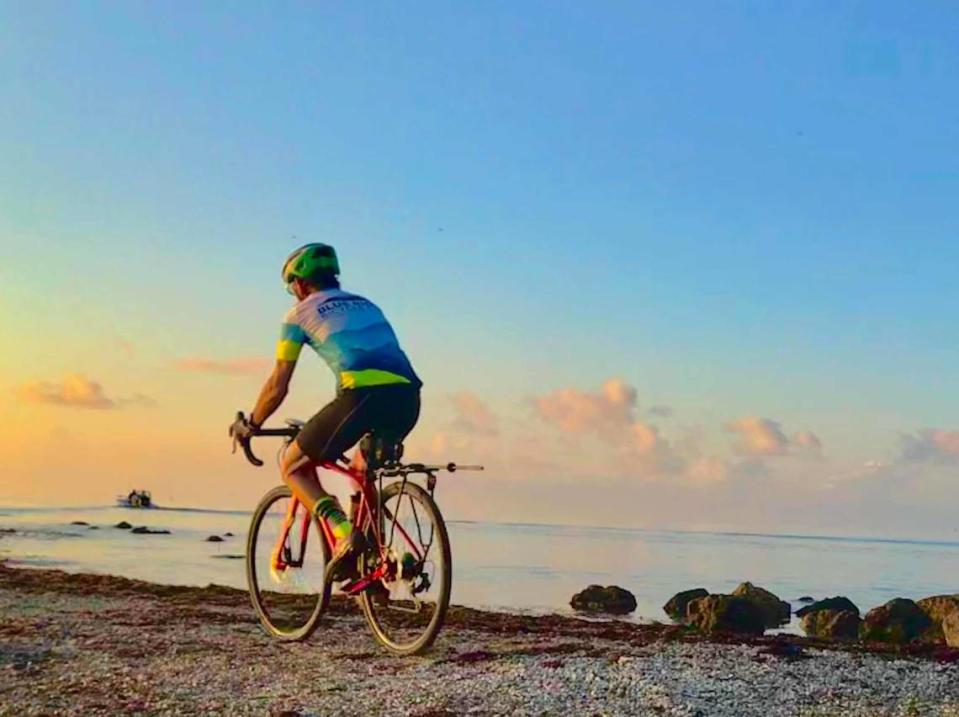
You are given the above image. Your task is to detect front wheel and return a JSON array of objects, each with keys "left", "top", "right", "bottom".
[
  {"left": 359, "top": 481, "right": 452, "bottom": 655},
  {"left": 246, "top": 485, "right": 331, "bottom": 641}
]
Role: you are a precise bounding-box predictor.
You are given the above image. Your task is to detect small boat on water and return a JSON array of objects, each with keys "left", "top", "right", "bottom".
[{"left": 116, "top": 490, "right": 154, "bottom": 509}]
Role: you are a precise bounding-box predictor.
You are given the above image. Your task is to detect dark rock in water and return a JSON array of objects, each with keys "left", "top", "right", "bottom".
[
  {"left": 87, "top": 525, "right": 99, "bottom": 530},
  {"left": 731, "top": 582, "right": 790, "bottom": 627},
  {"left": 114, "top": 521, "right": 132, "bottom": 530},
  {"left": 663, "top": 588, "right": 709, "bottom": 621},
  {"left": 212, "top": 554, "right": 245, "bottom": 560},
  {"left": 0, "top": 528, "right": 16, "bottom": 534},
  {"left": 916, "top": 595, "right": 959, "bottom": 643},
  {"left": 801, "top": 609, "right": 861, "bottom": 641},
  {"left": 798, "top": 596, "right": 814, "bottom": 603},
  {"left": 130, "top": 526, "right": 171, "bottom": 535},
  {"left": 686, "top": 595, "right": 765, "bottom": 636},
  {"left": 206, "top": 535, "right": 224, "bottom": 543},
  {"left": 223, "top": 532, "right": 234, "bottom": 537},
  {"left": 860, "top": 598, "right": 932, "bottom": 644},
  {"left": 795, "top": 596, "right": 859, "bottom": 618},
  {"left": 70, "top": 521, "right": 90, "bottom": 526},
  {"left": 570, "top": 585, "right": 637, "bottom": 614}
]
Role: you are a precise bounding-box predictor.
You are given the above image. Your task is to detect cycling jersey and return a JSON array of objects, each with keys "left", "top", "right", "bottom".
[{"left": 276, "top": 289, "right": 421, "bottom": 392}]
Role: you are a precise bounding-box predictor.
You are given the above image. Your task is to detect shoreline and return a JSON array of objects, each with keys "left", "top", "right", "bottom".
[{"left": 3, "top": 564, "right": 959, "bottom": 716}]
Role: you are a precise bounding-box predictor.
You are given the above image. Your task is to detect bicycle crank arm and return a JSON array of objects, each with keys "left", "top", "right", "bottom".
[{"left": 341, "top": 564, "right": 390, "bottom": 596}]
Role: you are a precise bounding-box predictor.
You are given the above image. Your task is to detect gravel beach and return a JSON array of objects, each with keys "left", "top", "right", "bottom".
[{"left": 2, "top": 563, "right": 959, "bottom": 716}]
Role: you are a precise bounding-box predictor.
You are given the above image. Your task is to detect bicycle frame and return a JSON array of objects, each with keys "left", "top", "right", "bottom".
[{"left": 271, "top": 458, "right": 426, "bottom": 592}]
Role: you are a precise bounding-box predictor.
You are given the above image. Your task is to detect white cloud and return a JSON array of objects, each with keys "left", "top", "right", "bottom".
[
  {"left": 725, "top": 417, "right": 823, "bottom": 458},
  {"left": 792, "top": 430, "right": 823, "bottom": 456},
  {"left": 898, "top": 429, "right": 959, "bottom": 464},
  {"left": 533, "top": 378, "right": 637, "bottom": 433},
  {"left": 17, "top": 374, "right": 153, "bottom": 410},
  {"left": 725, "top": 416, "right": 790, "bottom": 456},
  {"left": 449, "top": 392, "right": 498, "bottom": 436}
]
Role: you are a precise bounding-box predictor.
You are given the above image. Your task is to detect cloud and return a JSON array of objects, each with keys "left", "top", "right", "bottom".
[
  {"left": 534, "top": 378, "right": 638, "bottom": 433},
  {"left": 725, "top": 417, "right": 823, "bottom": 457},
  {"left": 449, "top": 392, "right": 498, "bottom": 436},
  {"left": 899, "top": 429, "right": 959, "bottom": 464},
  {"left": 117, "top": 393, "right": 158, "bottom": 409},
  {"left": 17, "top": 374, "right": 153, "bottom": 410},
  {"left": 725, "top": 417, "right": 790, "bottom": 456},
  {"left": 174, "top": 357, "right": 272, "bottom": 375},
  {"left": 792, "top": 430, "right": 823, "bottom": 456},
  {"left": 532, "top": 379, "right": 698, "bottom": 480}
]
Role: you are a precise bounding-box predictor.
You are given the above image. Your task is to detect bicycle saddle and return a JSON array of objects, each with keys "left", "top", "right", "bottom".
[{"left": 360, "top": 432, "right": 404, "bottom": 468}]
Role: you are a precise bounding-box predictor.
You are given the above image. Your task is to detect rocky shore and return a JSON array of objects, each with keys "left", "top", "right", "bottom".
[{"left": 2, "top": 564, "right": 959, "bottom": 716}]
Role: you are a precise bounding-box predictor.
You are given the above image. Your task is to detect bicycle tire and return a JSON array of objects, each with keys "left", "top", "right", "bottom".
[
  {"left": 246, "top": 485, "right": 331, "bottom": 641},
  {"left": 359, "top": 481, "right": 452, "bottom": 655}
]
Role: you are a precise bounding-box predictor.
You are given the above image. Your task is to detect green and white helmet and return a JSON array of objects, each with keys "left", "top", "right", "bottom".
[{"left": 281, "top": 243, "right": 340, "bottom": 285}]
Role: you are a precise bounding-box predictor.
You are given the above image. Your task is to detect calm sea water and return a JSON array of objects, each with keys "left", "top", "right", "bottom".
[{"left": 2, "top": 504, "right": 959, "bottom": 633}]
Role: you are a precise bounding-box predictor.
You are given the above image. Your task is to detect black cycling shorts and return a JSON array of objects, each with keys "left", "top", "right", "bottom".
[{"left": 295, "top": 384, "right": 421, "bottom": 464}]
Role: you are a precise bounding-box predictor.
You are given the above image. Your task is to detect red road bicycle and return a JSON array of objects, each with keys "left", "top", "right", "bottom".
[{"left": 231, "top": 412, "right": 481, "bottom": 655}]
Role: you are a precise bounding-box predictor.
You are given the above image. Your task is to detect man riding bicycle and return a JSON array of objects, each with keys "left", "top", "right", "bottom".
[{"left": 230, "top": 243, "right": 421, "bottom": 576}]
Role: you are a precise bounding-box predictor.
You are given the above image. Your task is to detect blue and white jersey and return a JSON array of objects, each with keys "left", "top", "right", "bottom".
[{"left": 276, "top": 289, "right": 421, "bottom": 392}]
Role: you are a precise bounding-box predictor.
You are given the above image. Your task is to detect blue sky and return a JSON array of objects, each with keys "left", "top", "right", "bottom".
[{"left": 1, "top": 2, "right": 957, "bottom": 533}]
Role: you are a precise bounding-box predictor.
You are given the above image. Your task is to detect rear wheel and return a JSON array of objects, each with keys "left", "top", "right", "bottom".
[
  {"left": 359, "top": 481, "right": 451, "bottom": 655},
  {"left": 246, "top": 485, "right": 331, "bottom": 641}
]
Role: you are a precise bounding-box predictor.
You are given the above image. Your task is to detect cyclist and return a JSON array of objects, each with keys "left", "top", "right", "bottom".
[{"left": 230, "top": 243, "right": 422, "bottom": 576}]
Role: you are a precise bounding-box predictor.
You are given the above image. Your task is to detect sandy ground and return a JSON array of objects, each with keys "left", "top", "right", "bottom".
[{"left": 2, "top": 563, "right": 959, "bottom": 716}]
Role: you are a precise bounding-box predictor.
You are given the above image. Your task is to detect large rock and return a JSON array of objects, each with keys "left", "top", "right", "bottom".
[
  {"left": 860, "top": 598, "right": 932, "bottom": 644},
  {"left": 731, "top": 582, "right": 790, "bottom": 627},
  {"left": 686, "top": 595, "right": 765, "bottom": 636},
  {"left": 801, "top": 609, "right": 861, "bottom": 641},
  {"left": 206, "top": 535, "right": 224, "bottom": 543},
  {"left": 943, "top": 610, "right": 959, "bottom": 648},
  {"left": 916, "top": 595, "right": 959, "bottom": 643},
  {"left": 114, "top": 521, "right": 132, "bottom": 529},
  {"left": 663, "top": 588, "right": 709, "bottom": 621},
  {"left": 570, "top": 585, "right": 637, "bottom": 614},
  {"left": 795, "top": 596, "right": 859, "bottom": 618}
]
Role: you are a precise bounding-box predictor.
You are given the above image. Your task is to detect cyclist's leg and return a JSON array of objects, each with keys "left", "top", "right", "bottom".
[
  {"left": 287, "top": 390, "right": 385, "bottom": 562},
  {"left": 279, "top": 441, "right": 331, "bottom": 512}
]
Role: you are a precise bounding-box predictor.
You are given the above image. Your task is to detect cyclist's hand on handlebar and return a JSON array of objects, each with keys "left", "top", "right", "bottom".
[
  {"left": 229, "top": 412, "right": 265, "bottom": 466},
  {"left": 228, "top": 413, "right": 256, "bottom": 448}
]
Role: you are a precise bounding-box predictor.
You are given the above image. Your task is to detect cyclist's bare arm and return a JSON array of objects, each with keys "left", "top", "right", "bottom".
[{"left": 250, "top": 359, "right": 297, "bottom": 427}]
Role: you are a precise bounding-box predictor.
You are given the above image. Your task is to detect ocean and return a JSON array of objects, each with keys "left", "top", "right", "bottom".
[{"left": 2, "top": 504, "right": 958, "bottom": 633}]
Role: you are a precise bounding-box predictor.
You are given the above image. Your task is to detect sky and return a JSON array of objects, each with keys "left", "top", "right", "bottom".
[{"left": 1, "top": 2, "right": 957, "bottom": 537}]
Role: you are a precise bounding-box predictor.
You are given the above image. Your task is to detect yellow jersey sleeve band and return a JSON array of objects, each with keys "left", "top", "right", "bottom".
[
  {"left": 276, "top": 321, "right": 308, "bottom": 362},
  {"left": 276, "top": 339, "right": 304, "bottom": 361}
]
